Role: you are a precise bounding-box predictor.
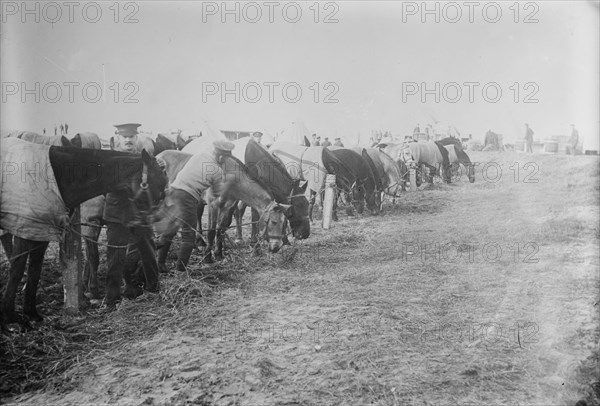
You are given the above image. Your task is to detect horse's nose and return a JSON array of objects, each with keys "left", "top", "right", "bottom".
[{"left": 269, "top": 240, "right": 283, "bottom": 253}]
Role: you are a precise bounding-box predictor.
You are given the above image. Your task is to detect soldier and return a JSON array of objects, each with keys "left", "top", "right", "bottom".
[
  {"left": 252, "top": 131, "right": 263, "bottom": 144},
  {"left": 321, "top": 137, "right": 332, "bottom": 147},
  {"left": 568, "top": 124, "right": 579, "bottom": 155},
  {"left": 311, "top": 133, "right": 320, "bottom": 146},
  {"left": 333, "top": 137, "right": 344, "bottom": 147},
  {"left": 103, "top": 123, "right": 161, "bottom": 306},
  {"left": 156, "top": 140, "right": 236, "bottom": 273},
  {"left": 525, "top": 123, "right": 534, "bottom": 153}
]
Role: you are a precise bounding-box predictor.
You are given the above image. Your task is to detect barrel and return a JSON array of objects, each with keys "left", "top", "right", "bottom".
[{"left": 543, "top": 141, "right": 558, "bottom": 153}]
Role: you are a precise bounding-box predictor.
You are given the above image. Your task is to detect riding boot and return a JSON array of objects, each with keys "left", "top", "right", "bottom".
[
  {"left": 177, "top": 241, "right": 195, "bottom": 272},
  {"left": 156, "top": 239, "right": 172, "bottom": 274}
]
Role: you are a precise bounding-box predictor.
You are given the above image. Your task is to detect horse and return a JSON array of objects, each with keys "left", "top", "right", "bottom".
[
  {"left": 328, "top": 147, "right": 380, "bottom": 215},
  {"left": 400, "top": 141, "right": 452, "bottom": 184},
  {"left": 0, "top": 138, "right": 167, "bottom": 324},
  {"left": 438, "top": 137, "right": 475, "bottom": 183},
  {"left": 71, "top": 132, "right": 101, "bottom": 149},
  {"left": 9, "top": 131, "right": 73, "bottom": 146},
  {"left": 362, "top": 148, "right": 406, "bottom": 198},
  {"left": 227, "top": 138, "right": 310, "bottom": 243},
  {"left": 154, "top": 149, "right": 291, "bottom": 269},
  {"left": 68, "top": 132, "right": 105, "bottom": 298},
  {"left": 268, "top": 142, "right": 361, "bottom": 222}
]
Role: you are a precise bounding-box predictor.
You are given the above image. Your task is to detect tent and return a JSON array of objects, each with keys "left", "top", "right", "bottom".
[{"left": 278, "top": 119, "right": 312, "bottom": 145}]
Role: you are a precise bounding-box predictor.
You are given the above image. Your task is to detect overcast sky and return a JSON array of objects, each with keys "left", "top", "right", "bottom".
[{"left": 1, "top": 1, "right": 598, "bottom": 148}]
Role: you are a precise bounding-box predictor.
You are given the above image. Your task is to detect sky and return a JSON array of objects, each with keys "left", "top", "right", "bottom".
[{"left": 1, "top": 0, "right": 599, "bottom": 148}]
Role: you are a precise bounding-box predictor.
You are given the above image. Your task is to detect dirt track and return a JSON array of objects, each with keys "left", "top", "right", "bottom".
[{"left": 3, "top": 151, "right": 599, "bottom": 405}]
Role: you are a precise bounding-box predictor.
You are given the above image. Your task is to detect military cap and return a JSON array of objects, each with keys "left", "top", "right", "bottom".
[
  {"left": 114, "top": 123, "right": 141, "bottom": 136},
  {"left": 213, "top": 140, "right": 235, "bottom": 152}
]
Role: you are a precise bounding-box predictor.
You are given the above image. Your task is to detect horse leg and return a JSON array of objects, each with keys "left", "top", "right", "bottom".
[
  {"left": 235, "top": 201, "right": 247, "bottom": 243},
  {"left": 204, "top": 204, "right": 216, "bottom": 264},
  {"left": 308, "top": 190, "right": 317, "bottom": 223},
  {"left": 1, "top": 237, "right": 31, "bottom": 323},
  {"left": 332, "top": 192, "right": 339, "bottom": 221},
  {"left": 23, "top": 240, "right": 49, "bottom": 322},
  {"left": 196, "top": 203, "right": 207, "bottom": 248},
  {"left": 83, "top": 235, "right": 100, "bottom": 298},
  {"left": 156, "top": 228, "right": 177, "bottom": 274},
  {"left": 250, "top": 208, "right": 259, "bottom": 244}
]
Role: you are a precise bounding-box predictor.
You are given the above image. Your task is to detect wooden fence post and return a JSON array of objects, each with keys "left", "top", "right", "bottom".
[
  {"left": 409, "top": 164, "right": 417, "bottom": 192},
  {"left": 60, "top": 206, "right": 83, "bottom": 315},
  {"left": 322, "top": 174, "right": 336, "bottom": 230}
]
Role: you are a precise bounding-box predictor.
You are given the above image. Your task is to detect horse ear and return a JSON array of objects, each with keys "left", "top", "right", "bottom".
[
  {"left": 60, "top": 136, "right": 72, "bottom": 147},
  {"left": 299, "top": 180, "right": 308, "bottom": 193},
  {"left": 109, "top": 136, "right": 115, "bottom": 150}
]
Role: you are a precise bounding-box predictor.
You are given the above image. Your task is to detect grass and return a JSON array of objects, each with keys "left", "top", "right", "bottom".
[{"left": 1, "top": 150, "right": 599, "bottom": 406}]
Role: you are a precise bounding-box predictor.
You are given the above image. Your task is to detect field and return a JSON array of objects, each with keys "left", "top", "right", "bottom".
[{"left": 1, "top": 151, "right": 599, "bottom": 406}]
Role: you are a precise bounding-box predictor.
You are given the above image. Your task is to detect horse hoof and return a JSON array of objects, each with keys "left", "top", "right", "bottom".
[
  {"left": 158, "top": 263, "right": 169, "bottom": 274},
  {"left": 123, "top": 285, "right": 144, "bottom": 299},
  {"left": 24, "top": 309, "right": 43, "bottom": 323}
]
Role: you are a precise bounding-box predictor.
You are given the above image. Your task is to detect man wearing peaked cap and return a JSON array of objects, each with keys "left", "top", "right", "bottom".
[
  {"left": 114, "top": 123, "right": 141, "bottom": 153},
  {"left": 333, "top": 137, "right": 344, "bottom": 147},
  {"left": 156, "top": 139, "right": 235, "bottom": 273},
  {"left": 251, "top": 131, "right": 263, "bottom": 143},
  {"left": 103, "top": 122, "right": 161, "bottom": 306}
]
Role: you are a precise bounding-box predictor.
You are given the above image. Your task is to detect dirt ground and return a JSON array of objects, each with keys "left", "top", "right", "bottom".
[{"left": 1, "top": 151, "right": 599, "bottom": 406}]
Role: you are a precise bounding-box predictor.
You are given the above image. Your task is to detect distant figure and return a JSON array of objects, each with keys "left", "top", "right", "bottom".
[
  {"left": 413, "top": 124, "right": 420, "bottom": 134},
  {"left": 568, "top": 124, "right": 579, "bottom": 155},
  {"left": 252, "top": 131, "right": 263, "bottom": 144},
  {"left": 311, "top": 133, "right": 320, "bottom": 146},
  {"left": 54, "top": 125, "right": 57, "bottom": 136},
  {"left": 42, "top": 128, "right": 46, "bottom": 135},
  {"left": 64, "top": 123, "right": 69, "bottom": 135},
  {"left": 321, "top": 137, "right": 332, "bottom": 147},
  {"left": 525, "top": 123, "right": 534, "bottom": 153},
  {"left": 60, "top": 123, "right": 64, "bottom": 135},
  {"left": 333, "top": 137, "right": 344, "bottom": 147}
]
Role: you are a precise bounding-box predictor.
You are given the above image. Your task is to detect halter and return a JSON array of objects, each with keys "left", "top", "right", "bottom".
[
  {"left": 128, "top": 161, "right": 163, "bottom": 222},
  {"left": 258, "top": 201, "right": 286, "bottom": 240}
]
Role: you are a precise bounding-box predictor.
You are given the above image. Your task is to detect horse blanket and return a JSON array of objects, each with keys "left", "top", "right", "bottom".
[
  {"left": 269, "top": 142, "right": 328, "bottom": 194},
  {"left": 0, "top": 138, "right": 69, "bottom": 241},
  {"left": 402, "top": 142, "right": 444, "bottom": 167}
]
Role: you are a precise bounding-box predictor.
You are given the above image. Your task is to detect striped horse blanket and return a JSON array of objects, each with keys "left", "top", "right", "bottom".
[
  {"left": 269, "top": 142, "right": 328, "bottom": 195},
  {"left": 402, "top": 141, "right": 444, "bottom": 168},
  {"left": 0, "top": 138, "right": 69, "bottom": 241}
]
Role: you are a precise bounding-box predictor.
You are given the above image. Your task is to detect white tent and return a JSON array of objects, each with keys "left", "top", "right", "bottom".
[
  {"left": 278, "top": 120, "right": 312, "bottom": 145},
  {"left": 198, "top": 119, "right": 227, "bottom": 141}
]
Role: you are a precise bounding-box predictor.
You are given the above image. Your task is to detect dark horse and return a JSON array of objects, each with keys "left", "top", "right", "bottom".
[
  {"left": 268, "top": 142, "right": 362, "bottom": 222},
  {"left": 438, "top": 137, "right": 475, "bottom": 183},
  {"left": 230, "top": 138, "right": 310, "bottom": 243},
  {"left": 329, "top": 147, "right": 381, "bottom": 215},
  {"left": 0, "top": 138, "right": 167, "bottom": 324}
]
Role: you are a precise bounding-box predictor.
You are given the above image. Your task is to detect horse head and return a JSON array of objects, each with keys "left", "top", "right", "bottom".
[
  {"left": 129, "top": 149, "right": 168, "bottom": 222},
  {"left": 258, "top": 202, "right": 292, "bottom": 253},
  {"left": 349, "top": 180, "right": 366, "bottom": 215},
  {"left": 287, "top": 180, "right": 310, "bottom": 239}
]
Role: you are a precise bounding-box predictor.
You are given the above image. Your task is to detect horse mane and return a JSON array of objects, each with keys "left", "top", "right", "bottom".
[
  {"left": 221, "top": 153, "right": 275, "bottom": 199},
  {"left": 322, "top": 148, "right": 355, "bottom": 190},
  {"left": 247, "top": 139, "right": 297, "bottom": 187}
]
